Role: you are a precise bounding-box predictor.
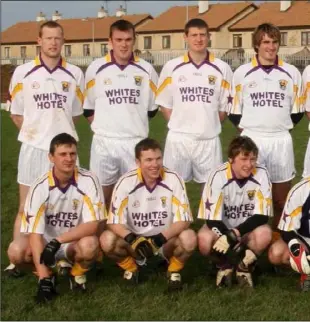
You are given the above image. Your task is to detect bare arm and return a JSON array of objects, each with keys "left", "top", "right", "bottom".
[
  {"left": 56, "top": 221, "right": 99, "bottom": 244},
  {"left": 86, "top": 115, "right": 94, "bottom": 125},
  {"left": 107, "top": 223, "right": 132, "bottom": 239},
  {"left": 160, "top": 106, "right": 172, "bottom": 122},
  {"left": 307, "top": 111, "right": 310, "bottom": 121},
  {"left": 219, "top": 111, "right": 227, "bottom": 123},
  {"left": 29, "top": 233, "right": 51, "bottom": 279},
  {"left": 161, "top": 221, "right": 190, "bottom": 240},
  {"left": 10, "top": 114, "right": 23, "bottom": 130}
]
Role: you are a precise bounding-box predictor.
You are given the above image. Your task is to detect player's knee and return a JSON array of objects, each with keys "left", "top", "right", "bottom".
[
  {"left": 179, "top": 229, "right": 197, "bottom": 253},
  {"left": 7, "top": 241, "right": 27, "bottom": 264},
  {"left": 77, "top": 236, "right": 99, "bottom": 260},
  {"left": 197, "top": 228, "right": 215, "bottom": 256},
  {"left": 100, "top": 230, "right": 118, "bottom": 254},
  {"left": 251, "top": 225, "right": 272, "bottom": 249},
  {"left": 268, "top": 242, "right": 286, "bottom": 265}
]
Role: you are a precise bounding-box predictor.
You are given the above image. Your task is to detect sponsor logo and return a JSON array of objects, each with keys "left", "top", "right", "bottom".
[
  {"left": 132, "top": 200, "right": 140, "bottom": 208},
  {"left": 247, "top": 190, "right": 255, "bottom": 200},
  {"left": 279, "top": 79, "right": 288, "bottom": 90},
  {"left": 178, "top": 75, "right": 187, "bottom": 82},
  {"left": 61, "top": 81, "right": 70, "bottom": 92},
  {"left": 31, "top": 81, "right": 40, "bottom": 89},
  {"left": 103, "top": 78, "right": 112, "bottom": 85},
  {"left": 134, "top": 76, "right": 142, "bottom": 86},
  {"left": 208, "top": 75, "right": 217, "bottom": 85}
]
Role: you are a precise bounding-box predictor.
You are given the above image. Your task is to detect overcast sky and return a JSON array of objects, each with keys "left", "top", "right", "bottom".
[{"left": 1, "top": 1, "right": 264, "bottom": 30}]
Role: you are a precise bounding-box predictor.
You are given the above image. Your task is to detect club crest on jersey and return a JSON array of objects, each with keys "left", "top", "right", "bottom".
[
  {"left": 247, "top": 190, "right": 255, "bottom": 200},
  {"left": 134, "top": 76, "right": 142, "bottom": 86},
  {"left": 160, "top": 197, "right": 167, "bottom": 208},
  {"left": 103, "top": 78, "right": 112, "bottom": 85},
  {"left": 61, "top": 81, "right": 70, "bottom": 92},
  {"left": 72, "top": 199, "right": 80, "bottom": 210},
  {"left": 132, "top": 200, "right": 140, "bottom": 208},
  {"left": 208, "top": 75, "right": 217, "bottom": 85},
  {"left": 279, "top": 79, "right": 288, "bottom": 90},
  {"left": 31, "top": 81, "right": 40, "bottom": 89}
]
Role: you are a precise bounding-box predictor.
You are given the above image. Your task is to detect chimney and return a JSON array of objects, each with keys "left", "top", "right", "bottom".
[
  {"left": 198, "top": 0, "right": 209, "bottom": 14},
  {"left": 36, "top": 11, "right": 46, "bottom": 22},
  {"left": 52, "top": 10, "right": 62, "bottom": 21},
  {"left": 116, "top": 5, "right": 126, "bottom": 17},
  {"left": 98, "top": 6, "right": 108, "bottom": 18},
  {"left": 280, "top": 1, "right": 291, "bottom": 12}
]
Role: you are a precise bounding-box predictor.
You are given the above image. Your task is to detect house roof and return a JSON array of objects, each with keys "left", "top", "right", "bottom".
[
  {"left": 230, "top": 1, "right": 310, "bottom": 30},
  {"left": 136, "top": 2, "right": 257, "bottom": 33},
  {"left": 1, "top": 14, "right": 152, "bottom": 44}
]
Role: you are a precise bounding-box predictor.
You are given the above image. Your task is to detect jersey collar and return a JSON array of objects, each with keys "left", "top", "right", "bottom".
[
  {"left": 226, "top": 163, "right": 258, "bottom": 188},
  {"left": 48, "top": 167, "right": 77, "bottom": 193},
  {"left": 183, "top": 51, "right": 215, "bottom": 67},
  {"left": 136, "top": 167, "right": 166, "bottom": 193},
  {"left": 251, "top": 54, "right": 284, "bottom": 69},
  {"left": 108, "top": 50, "right": 139, "bottom": 70},
  {"left": 35, "top": 53, "right": 67, "bottom": 72}
]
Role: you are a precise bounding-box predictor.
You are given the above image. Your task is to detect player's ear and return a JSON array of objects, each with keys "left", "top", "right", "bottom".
[
  {"left": 135, "top": 158, "right": 140, "bottom": 167},
  {"left": 37, "top": 37, "right": 42, "bottom": 46},
  {"left": 228, "top": 157, "right": 233, "bottom": 164},
  {"left": 48, "top": 153, "right": 54, "bottom": 163}
]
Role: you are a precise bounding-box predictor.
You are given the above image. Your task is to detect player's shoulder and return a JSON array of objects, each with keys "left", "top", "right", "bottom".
[
  {"left": 289, "top": 177, "right": 310, "bottom": 197},
  {"left": 162, "top": 55, "right": 186, "bottom": 73},
  {"left": 233, "top": 61, "right": 253, "bottom": 76},
  {"left": 76, "top": 167, "right": 100, "bottom": 184},
  {"left": 254, "top": 164, "right": 271, "bottom": 182},
  {"left": 28, "top": 171, "right": 50, "bottom": 195},
  {"left": 63, "top": 60, "right": 84, "bottom": 77},
  {"left": 281, "top": 60, "right": 301, "bottom": 76},
  {"left": 207, "top": 162, "right": 228, "bottom": 185},
  {"left": 135, "top": 56, "right": 156, "bottom": 73},
  {"left": 114, "top": 168, "right": 140, "bottom": 191},
  {"left": 302, "top": 64, "right": 310, "bottom": 76},
  {"left": 211, "top": 54, "right": 232, "bottom": 72},
  {"left": 86, "top": 56, "right": 108, "bottom": 75},
  {"left": 162, "top": 167, "right": 186, "bottom": 188},
  {"left": 12, "top": 60, "right": 37, "bottom": 78}
]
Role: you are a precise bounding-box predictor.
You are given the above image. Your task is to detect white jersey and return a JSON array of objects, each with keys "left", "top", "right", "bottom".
[
  {"left": 21, "top": 167, "right": 105, "bottom": 243},
  {"left": 198, "top": 162, "right": 272, "bottom": 228},
  {"left": 302, "top": 65, "right": 310, "bottom": 131},
  {"left": 230, "top": 55, "right": 303, "bottom": 134},
  {"left": 8, "top": 56, "right": 84, "bottom": 150},
  {"left": 155, "top": 52, "right": 233, "bottom": 139},
  {"left": 83, "top": 51, "right": 158, "bottom": 139},
  {"left": 107, "top": 167, "right": 192, "bottom": 236},
  {"left": 278, "top": 177, "right": 310, "bottom": 242}
]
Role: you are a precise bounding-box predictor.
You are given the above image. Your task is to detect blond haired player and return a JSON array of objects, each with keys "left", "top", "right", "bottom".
[
  {"left": 198, "top": 136, "right": 272, "bottom": 288},
  {"left": 5, "top": 20, "right": 84, "bottom": 276},
  {"left": 83, "top": 20, "right": 158, "bottom": 209},
  {"left": 100, "top": 138, "right": 196, "bottom": 292},
  {"left": 156, "top": 18, "right": 232, "bottom": 186},
  {"left": 302, "top": 65, "right": 310, "bottom": 178},
  {"left": 269, "top": 177, "right": 310, "bottom": 292},
  {"left": 228, "top": 23, "right": 304, "bottom": 234},
  {"left": 7, "top": 133, "right": 105, "bottom": 303}
]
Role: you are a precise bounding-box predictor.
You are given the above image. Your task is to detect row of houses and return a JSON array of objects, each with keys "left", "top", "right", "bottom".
[{"left": 1, "top": 0, "right": 310, "bottom": 67}]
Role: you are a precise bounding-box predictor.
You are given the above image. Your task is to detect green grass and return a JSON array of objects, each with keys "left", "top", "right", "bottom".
[{"left": 1, "top": 111, "right": 309, "bottom": 321}]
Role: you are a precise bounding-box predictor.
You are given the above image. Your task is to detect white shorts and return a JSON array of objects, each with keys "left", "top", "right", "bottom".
[
  {"left": 163, "top": 132, "right": 222, "bottom": 183},
  {"left": 18, "top": 143, "right": 51, "bottom": 186},
  {"left": 90, "top": 135, "right": 142, "bottom": 186},
  {"left": 242, "top": 130, "right": 295, "bottom": 183},
  {"left": 302, "top": 137, "right": 310, "bottom": 178}
]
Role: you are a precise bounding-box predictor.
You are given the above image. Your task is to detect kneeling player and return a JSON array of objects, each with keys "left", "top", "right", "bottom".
[
  {"left": 100, "top": 138, "right": 196, "bottom": 291},
  {"left": 197, "top": 136, "right": 272, "bottom": 288},
  {"left": 268, "top": 177, "right": 310, "bottom": 292},
  {"left": 7, "top": 133, "right": 105, "bottom": 303}
]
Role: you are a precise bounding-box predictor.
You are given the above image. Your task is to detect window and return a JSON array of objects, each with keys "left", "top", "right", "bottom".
[
  {"left": 144, "top": 36, "right": 152, "bottom": 50},
  {"left": 83, "top": 44, "right": 90, "bottom": 56},
  {"left": 233, "top": 34, "right": 242, "bottom": 48},
  {"left": 280, "top": 32, "right": 287, "bottom": 46},
  {"left": 20, "top": 46, "right": 26, "bottom": 58},
  {"left": 4, "top": 47, "right": 10, "bottom": 58},
  {"left": 65, "top": 45, "right": 71, "bottom": 57},
  {"left": 162, "top": 35, "right": 171, "bottom": 49},
  {"left": 36, "top": 46, "right": 41, "bottom": 55},
  {"left": 301, "top": 32, "right": 310, "bottom": 46},
  {"left": 101, "top": 44, "right": 108, "bottom": 56}
]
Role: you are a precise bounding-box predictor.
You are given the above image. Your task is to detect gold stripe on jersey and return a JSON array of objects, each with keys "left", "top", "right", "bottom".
[
  {"left": 221, "top": 80, "right": 230, "bottom": 90},
  {"left": 251, "top": 57, "right": 258, "bottom": 67},
  {"left": 76, "top": 86, "right": 84, "bottom": 104},
  {"left": 74, "top": 167, "right": 78, "bottom": 182},
  {"left": 278, "top": 59, "right": 284, "bottom": 66},
  {"left": 21, "top": 212, "right": 27, "bottom": 230},
  {"left": 86, "top": 79, "right": 95, "bottom": 90},
  {"left": 11, "top": 83, "right": 23, "bottom": 100},
  {"left": 226, "top": 164, "right": 233, "bottom": 180},
  {"left": 117, "top": 197, "right": 128, "bottom": 223},
  {"left": 213, "top": 193, "right": 223, "bottom": 220},
  {"left": 183, "top": 54, "right": 190, "bottom": 63},
  {"left": 32, "top": 203, "right": 46, "bottom": 232},
  {"left": 209, "top": 53, "right": 215, "bottom": 62},
  {"left": 48, "top": 170, "right": 55, "bottom": 187},
  {"left": 149, "top": 80, "right": 157, "bottom": 94},
  {"left": 61, "top": 59, "right": 67, "bottom": 68},
  {"left": 83, "top": 195, "right": 97, "bottom": 221},
  {"left": 172, "top": 196, "right": 183, "bottom": 221},
  {"left": 156, "top": 77, "right": 172, "bottom": 97},
  {"left": 35, "top": 56, "right": 40, "bottom": 66},
  {"left": 288, "top": 206, "right": 302, "bottom": 230},
  {"left": 256, "top": 190, "right": 264, "bottom": 214},
  {"left": 105, "top": 53, "right": 112, "bottom": 63}
]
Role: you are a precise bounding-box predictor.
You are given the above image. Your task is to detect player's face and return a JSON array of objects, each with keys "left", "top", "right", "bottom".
[
  {"left": 109, "top": 29, "right": 135, "bottom": 63},
  {"left": 230, "top": 152, "right": 257, "bottom": 179},
  {"left": 136, "top": 149, "right": 163, "bottom": 183},
  {"left": 38, "top": 26, "right": 64, "bottom": 59},
  {"left": 256, "top": 34, "right": 279, "bottom": 64},
  {"left": 49, "top": 144, "right": 77, "bottom": 175},
  {"left": 185, "top": 27, "right": 209, "bottom": 53}
]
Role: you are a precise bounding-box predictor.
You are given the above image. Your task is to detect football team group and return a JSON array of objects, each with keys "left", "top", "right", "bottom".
[{"left": 4, "top": 16, "right": 310, "bottom": 304}]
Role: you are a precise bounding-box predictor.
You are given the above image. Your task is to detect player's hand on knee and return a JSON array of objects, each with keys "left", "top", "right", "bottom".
[
  {"left": 40, "top": 239, "right": 61, "bottom": 267},
  {"left": 36, "top": 276, "right": 57, "bottom": 304},
  {"left": 125, "top": 233, "right": 154, "bottom": 259},
  {"left": 212, "top": 230, "right": 239, "bottom": 254},
  {"left": 147, "top": 233, "right": 167, "bottom": 255}
]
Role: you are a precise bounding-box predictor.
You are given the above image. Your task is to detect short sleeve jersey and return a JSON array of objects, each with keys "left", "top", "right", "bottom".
[
  {"left": 155, "top": 52, "right": 233, "bottom": 139},
  {"left": 21, "top": 167, "right": 105, "bottom": 242},
  {"left": 278, "top": 177, "right": 310, "bottom": 241},
  {"left": 230, "top": 55, "right": 303, "bottom": 133},
  {"left": 107, "top": 167, "right": 192, "bottom": 236},
  {"left": 198, "top": 162, "right": 272, "bottom": 228},
  {"left": 8, "top": 56, "right": 84, "bottom": 150},
  {"left": 302, "top": 65, "right": 310, "bottom": 131},
  {"left": 83, "top": 51, "right": 158, "bottom": 139}
]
